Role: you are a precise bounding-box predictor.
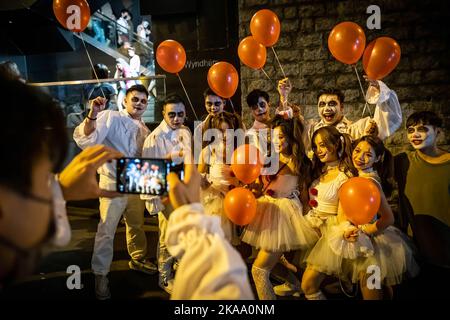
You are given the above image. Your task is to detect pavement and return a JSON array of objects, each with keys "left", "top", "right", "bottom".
[{"left": 0, "top": 203, "right": 435, "bottom": 300}]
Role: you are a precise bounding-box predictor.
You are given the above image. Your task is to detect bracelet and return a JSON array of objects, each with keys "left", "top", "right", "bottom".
[{"left": 86, "top": 115, "right": 97, "bottom": 121}]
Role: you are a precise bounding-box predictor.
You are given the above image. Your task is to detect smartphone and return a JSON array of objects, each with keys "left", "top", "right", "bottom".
[{"left": 116, "top": 157, "right": 184, "bottom": 195}]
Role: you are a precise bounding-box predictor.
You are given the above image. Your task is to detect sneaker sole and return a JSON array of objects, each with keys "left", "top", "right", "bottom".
[
  {"left": 274, "top": 290, "right": 301, "bottom": 297},
  {"left": 128, "top": 261, "right": 158, "bottom": 275}
]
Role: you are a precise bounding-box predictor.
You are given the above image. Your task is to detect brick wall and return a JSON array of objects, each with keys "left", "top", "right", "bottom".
[{"left": 238, "top": 0, "right": 450, "bottom": 154}]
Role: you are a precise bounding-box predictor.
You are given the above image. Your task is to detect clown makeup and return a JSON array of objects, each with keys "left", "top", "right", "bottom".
[
  {"left": 205, "top": 95, "right": 225, "bottom": 116},
  {"left": 352, "top": 141, "right": 378, "bottom": 172},
  {"left": 163, "top": 102, "right": 186, "bottom": 130},
  {"left": 318, "top": 94, "right": 344, "bottom": 125},
  {"left": 407, "top": 124, "right": 438, "bottom": 151},
  {"left": 313, "top": 133, "right": 338, "bottom": 163},
  {"left": 251, "top": 97, "right": 270, "bottom": 123}
]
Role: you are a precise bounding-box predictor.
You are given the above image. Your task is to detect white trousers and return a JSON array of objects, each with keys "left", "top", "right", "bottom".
[{"left": 91, "top": 194, "right": 147, "bottom": 275}]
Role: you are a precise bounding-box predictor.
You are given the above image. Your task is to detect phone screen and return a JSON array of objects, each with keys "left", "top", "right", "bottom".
[{"left": 116, "top": 157, "right": 184, "bottom": 195}]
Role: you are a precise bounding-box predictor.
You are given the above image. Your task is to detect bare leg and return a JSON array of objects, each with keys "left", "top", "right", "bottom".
[
  {"left": 301, "top": 267, "right": 327, "bottom": 300},
  {"left": 280, "top": 254, "right": 298, "bottom": 273}
]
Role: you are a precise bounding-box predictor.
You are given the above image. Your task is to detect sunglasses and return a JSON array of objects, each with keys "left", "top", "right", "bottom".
[
  {"left": 167, "top": 111, "right": 185, "bottom": 119},
  {"left": 131, "top": 97, "right": 148, "bottom": 104},
  {"left": 318, "top": 100, "right": 338, "bottom": 107}
]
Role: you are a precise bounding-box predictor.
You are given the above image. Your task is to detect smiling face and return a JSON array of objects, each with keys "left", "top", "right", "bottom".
[
  {"left": 273, "top": 126, "right": 289, "bottom": 154},
  {"left": 317, "top": 94, "right": 344, "bottom": 125},
  {"left": 124, "top": 90, "right": 148, "bottom": 120},
  {"left": 251, "top": 97, "right": 270, "bottom": 123},
  {"left": 352, "top": 140, "right": 378, "bottom": 171},
  {"left": 407, "top": 123, "right": 438, "bottom": 150},
  {"left": 163, "top": 102, "right": 186, "bottom": 130},
  {"left": 313, "top": 133, "right": 338, "bottom": 163},
  {"left": 205, "top": 95, "right": 225, "bottom": 116}
]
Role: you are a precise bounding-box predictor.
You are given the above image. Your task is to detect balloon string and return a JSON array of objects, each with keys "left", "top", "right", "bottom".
[
  {"left": 353, "top": 65, "right": 372, "bottom": 118},
  {"left": 261, "top": 68, "right": 271, "bottom": 80},
  {"left": 176, "top": 73, "right": 198, "bottom": 120},
  {"left": 271, "top": 47, "right": 286, "bottom": 78},
  {"left": 228, "top": 98, "right": 236, "bottom": 114},
  {"left": 79, "top": 32, "right": 106, "bottom": 100}
]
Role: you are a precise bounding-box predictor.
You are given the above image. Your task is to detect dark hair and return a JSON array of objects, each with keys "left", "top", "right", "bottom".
[
  {"left": 163, "top": 93, "right": 186, "bottom": 107},
  {"left": 246, "top": 89, "right": 269, "bottom": 108},
  {"left": 202, "top": 111, "right": 243, "bottom": 149},
  {"left": 317, "top": 88, "right": 345, "bottom": 104},
  {"left": 0, "top": 61, "right": 22, "bottom": 81},
  {"left": 92, "top": 63, "right": 109, "bottom": 79},
  {"left": 125, "top": 84, "right": 148, "bottom": 97},
  {"left": 0, "top": 77, "right": 67, "bottom": 196},
  {"left": 406, "top": 111, "right": 443, "bottom": 129},
  {"left": 311, "top": 126, "right": 357, "bottom": 181},
  {"left": 270, "top": 115, "right": 312, "bottom": 191},
  {"left": 353, "top": 136, "right": 394, "bottom": 197},
  {"left": 203, "top": 88, "right": 225, "bottom": 100}
]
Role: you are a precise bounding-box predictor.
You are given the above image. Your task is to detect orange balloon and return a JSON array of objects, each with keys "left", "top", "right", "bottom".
[
  {"left": 339, "top": 177, "right": 381, "bottom": 226},
  {"left": 156, "top": 40, "right": 187, "bottom": 74},
  {"left": 250, "top": 9, "right": 281, "bottom": 47},
  {"left": 207, "top": 62, "right": 239, "bottom": 98},
  {"left": 328, "top": 22, "right": 366, "bottom": 65},
  {"left": 224, "top": 187, "right": 257, "bottom": 226},
  {"left": 53, "top": 0, "right": 91, "bottom": 32},
  {"left": 231, "top": 144, "right": 263, "bottom": 184},
  {"left": 363, "top": 37, "right": 401, "bottom": 80},
  {"left": 238, "top": 36, "right": 267, "bottom": 70}
]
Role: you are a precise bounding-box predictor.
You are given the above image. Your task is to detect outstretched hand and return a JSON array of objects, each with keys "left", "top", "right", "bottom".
[
  {"left": 277, "top": 77, "right": 292, "bottom": 104},
  {"left": 167, "top": 163, "right": 201, "bottom": 209},
  {"left": 58, "top": 145, "right": 123, "bottom": 201},
  {"left": 363, "top": 75, "right": 380, "bottom": 90}
]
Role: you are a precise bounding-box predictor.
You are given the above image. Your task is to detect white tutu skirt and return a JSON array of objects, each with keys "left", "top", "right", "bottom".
[
  {"left": 201, "top": 186, "right": 240, "bottom": 246},
  {"left": 306, "top": 217, "right": 420, "bottom": 285},
  {"left": 241, "top": 195, "right": 319, "bottom": 252}
]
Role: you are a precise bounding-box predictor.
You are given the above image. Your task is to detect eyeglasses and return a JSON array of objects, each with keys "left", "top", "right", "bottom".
[
  {"left": 251, "top": 102, "right": 268, "bottom": 110},
  {"left": 318, "top": 100, "right": 339, "bottom": 107},
  {"left": 131, "top": 97, "right": 148, "bottom": 104},
  {"left": 167, "top": 111, "right": 185, "bottom": 119}
]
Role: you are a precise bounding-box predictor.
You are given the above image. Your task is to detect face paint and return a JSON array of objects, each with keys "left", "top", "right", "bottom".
[
  {"left": 407, "top": 124, "right": 437, "bottom": 150},
  {"left": 251, "top": 97, "right": 270, "bottom": 123},
  {"left": 317, "top": 94, "right": 343, "bottom": 125},
  {"left": 352, "top": 141, "right": 377, "bottom": 171}
]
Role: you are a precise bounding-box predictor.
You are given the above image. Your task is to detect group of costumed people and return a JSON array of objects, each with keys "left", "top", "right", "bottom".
[
  {"left": 192, "top": 74, "right": 419, "bottom": 300},
  {"left": 1, "top": 5, "right": 447, "bottom": 301}
]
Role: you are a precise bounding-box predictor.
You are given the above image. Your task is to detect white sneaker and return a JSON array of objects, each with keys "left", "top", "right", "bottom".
[
  {"left": 273, "top": 281, "right": 302, "bottom": 297},
  {"left": 95, "top": 275, "right": 111, "bottom": 300},
  {"left": 158, "top": 275, "right": 174, "bottom": 295}
]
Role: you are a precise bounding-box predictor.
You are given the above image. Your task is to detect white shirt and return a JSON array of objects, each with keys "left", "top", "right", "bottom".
[
  {"left": 141, "top": 120, "right": 192, "bottom": 211},
  {"left": 246, "top": 120, "right": 269, "bottom": 154},
  {"left": 166, "top": 203, "right": 254, "bottom": 300},
  {"left": 129, "top": 55, "right": 141, "bottom": 77},
  {"left": 116, "top": 17, "right": 129, "bottom": 34},
  {"left": 73, "top": 109, "right": 150, "bottom": 190}
]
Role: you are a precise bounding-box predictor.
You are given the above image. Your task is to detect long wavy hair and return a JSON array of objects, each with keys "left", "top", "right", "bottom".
[
  {"left": 353, "top": 135, "right": 394, "bottom": 197},
  {"left": 270, "top": 115, "right": 312, "bottom": 191},
  {"left": 311, "top": 126, "right": 357, "bottom": 181}
]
